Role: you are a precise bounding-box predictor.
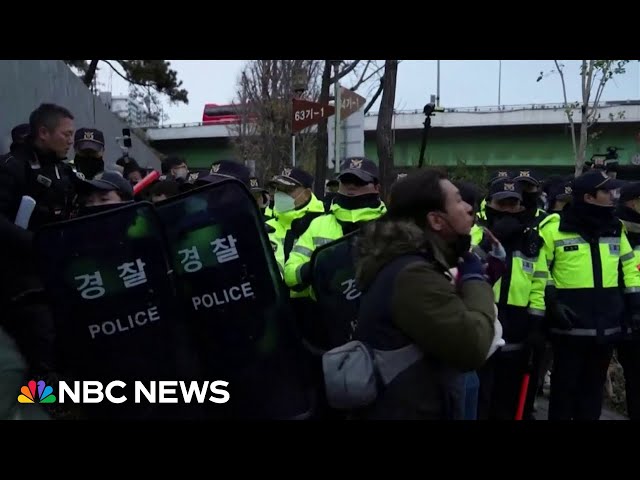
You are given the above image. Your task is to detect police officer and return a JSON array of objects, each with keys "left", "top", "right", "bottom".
[
  {"left": 195, "top": 159, "right": 251, "bottom": 188},
  {"left": 161, "top": 156, "right": 199, "bottom": 191},
  {"left": 0, "top": 103, "right": 80, "bottom": 380},
  {"left": 614, "top": 181, "right": 640, "bottom": 420},
  {"left": 266, "top": 167, "right": 325, "bottom": 274},
  {"left": 539, "top": 169, "right": 640, "bottom": 420},
  {"left": 72, "top": 127, "right": 105, "bottom": 180},
  {"left": 1, "top": 123, "right": 30, "bottom": 159},
  {"left": 477, "top": 169, "right": 513, "bottom": 223},
  {"left": 284, "top": 157, "right": 386, "bottom": 303},
  {"left": 543, "top": 175, "right": 573, "bottom": 214},
  {"left": 75, "top": 170, "right": 135, "bottom": 215},
  {"left": 475, "top": 178, "right": 548, "bottom": 420},
  {"left": 323, "top": 176, "right": 340, "bottom": 213},
  {"left": 513, "top": 169, "right": 547, "bottom": 225},
  {"left": 249, "top": 176, "right": 272, "bottom": 219}
]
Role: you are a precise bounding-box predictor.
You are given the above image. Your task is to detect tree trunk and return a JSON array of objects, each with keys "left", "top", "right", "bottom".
[
  {"left": 376, "top": 60, "right": 398, "bottom": 199},
  {"left": 83, "top": 60, "right": 100, "bottom": 86},
  {"left": 576, "top": 113, "right": 589, "bottom": 176},
  {"left": 314, "top": 60, "right": 332, "bottom": 198}
]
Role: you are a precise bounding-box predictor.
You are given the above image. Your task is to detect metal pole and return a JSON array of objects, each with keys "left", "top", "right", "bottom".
[
  {"left": 334, "top": 74, "right": 341, "bottom": 174},
  {"left": 498, "top": 60, "right": 502, "bottom": 107},
  {"left": 436, "top": 60, "right": 441, "bottom": 108},
  {"left": 291, "top": 135, "right": 296, "bottom": 167}
]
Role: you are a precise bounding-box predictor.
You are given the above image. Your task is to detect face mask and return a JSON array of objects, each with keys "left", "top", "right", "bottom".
[
  {"left": 174, "top": 168, "right": 189, "bottom": 180},
  {"left": 485, "top": 206, "right": 527, "bottom": 242},
  {"left": 274, "top": 191, "right": 296, "bottom": 213},
  {"left": 334, "top": 192, "right": 381, "bottom": 210},
  {"left": 522, "top": 191, "right": 540, "bottom": 210},
  {"left": 74, "top": 155, "right": 104, "bottom": 180}
]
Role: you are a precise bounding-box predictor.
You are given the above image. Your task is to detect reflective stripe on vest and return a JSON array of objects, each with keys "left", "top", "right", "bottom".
[
  {"left": 493, "top": 250, "right": 542, "bottom": 307},
  {"left": 550, "top": 326, "right": 622, "bottom": 337}
]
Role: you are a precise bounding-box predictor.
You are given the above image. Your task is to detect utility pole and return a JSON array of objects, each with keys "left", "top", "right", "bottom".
[
  {"left": 436, "top": 60, "right": 441, "bottom": 108},
  {"left": 498, "top": 60, "right": 502, "bottom": 107},
  {"left": 333, "top": 61, "right": 341, "bottom": 174}
]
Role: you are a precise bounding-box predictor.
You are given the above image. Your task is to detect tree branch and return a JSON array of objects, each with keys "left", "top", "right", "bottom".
[
  {"left": 590, "top": 63, "right": 611, "bottom": 123},
  {"left": 365, "top": 78, "right": 384, "bottom": 114},
  {"left": 348, "top": 60, "right": 371, "bottom": 91},
  {"left": 329, "top": 60, "right": 360, "bottom": 83},
  {"left": 554, "top": 60, "right": 577, "bottom": 161},
  {"left": 102, "top": 59, "right": 146, "bottom": 86}
]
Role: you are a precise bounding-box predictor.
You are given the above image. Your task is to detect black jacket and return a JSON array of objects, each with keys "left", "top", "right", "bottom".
[{"left": 0, "top": 142, "right": 80, "bottom": 301}]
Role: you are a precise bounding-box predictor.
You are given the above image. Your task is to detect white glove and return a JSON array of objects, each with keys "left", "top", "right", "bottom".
[{"left": 486, "top": 305, "right": 505, "bottom": 359}]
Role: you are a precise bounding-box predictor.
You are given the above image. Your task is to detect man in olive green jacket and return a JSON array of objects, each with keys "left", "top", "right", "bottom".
[{"left": 353, "top": 168, "right": 499, "bottom": 419}]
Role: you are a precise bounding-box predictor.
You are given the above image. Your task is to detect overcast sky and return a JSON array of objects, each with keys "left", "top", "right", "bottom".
[{"left": 96, "top": 60, "right": 640, "bottom": 126}]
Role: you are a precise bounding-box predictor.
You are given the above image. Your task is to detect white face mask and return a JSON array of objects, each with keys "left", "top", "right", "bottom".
[
  {"left": 174, "top": 167, "right": 189, "bottom": 180},
  {"left": 274, "top": 191, "right": 296, "bottom": 213}
]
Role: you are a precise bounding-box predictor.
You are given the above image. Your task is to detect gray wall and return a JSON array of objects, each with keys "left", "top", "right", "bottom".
[{"left": 0, "top": 60, "right": 161, "bottom": 171}]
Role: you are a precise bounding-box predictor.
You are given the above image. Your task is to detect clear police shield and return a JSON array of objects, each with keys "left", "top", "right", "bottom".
[
  {"left": 33, "top": 201, "right": 201, "bottom": 419},
  {"left": 309, "top": 230, "right": 363, "bottom": 351},
  {"left": 155, "top": 179, "right": 314, "bottom": 419}
]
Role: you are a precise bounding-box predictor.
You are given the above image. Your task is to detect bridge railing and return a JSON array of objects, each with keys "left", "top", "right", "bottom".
[{"left": 148, "top": 100, "right": 639, "bottom": 130}]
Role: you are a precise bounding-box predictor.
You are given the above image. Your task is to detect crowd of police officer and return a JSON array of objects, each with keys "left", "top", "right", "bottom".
[
  {"left": 470, "top": 162, "right": 640, "bottom": 420},
  {"left": 2, "top": 101, "right": 640, "bottom": 421}
]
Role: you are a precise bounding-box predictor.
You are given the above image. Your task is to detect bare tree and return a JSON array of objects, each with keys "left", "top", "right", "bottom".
[
  {"left": 538, "top": 60, "right": 629, "bottom": 176},
  {"left": 228, "top": 60, "right": 323, "bottom": 182},
  {"left": 376, "top": 60, "right": 399, "bottom": 197},
  {"left": 230, "top": 60, "right": 384, "bottom": 193}
]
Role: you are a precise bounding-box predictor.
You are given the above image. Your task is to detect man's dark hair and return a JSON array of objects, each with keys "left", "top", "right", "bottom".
[
  {"left": 149, "top": 180, "right": 180, "bottom": 198},
  {"left": 165, "top": 156, "right": 187, "bottom": 169},
  {"left": 28, "top": 103, "right": 74, "bottom": 137},
  {"left": 388, "top": 168, "right": 448, "bottom": 227}
]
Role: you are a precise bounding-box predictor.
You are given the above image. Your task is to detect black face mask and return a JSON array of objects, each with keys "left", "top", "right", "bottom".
[
  {"left": 573, "top": 200, "right": 616, "bottom": 221},
  {"left": 75, "top": 155, "right": 104, "bottom": 180},
  {"left": 522, "top": 191, "right": 540, "bottom": 210},
  {"left": 334, "top": 192, "right": 381, "bottom": 210},
  {"left": 485, "top": 206, "right": 527, "bottom": 242}
]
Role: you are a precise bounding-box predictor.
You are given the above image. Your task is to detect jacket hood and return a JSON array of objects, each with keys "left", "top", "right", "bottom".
[{"left": 355, "top": 218, "right": 454, "bottom": 290}]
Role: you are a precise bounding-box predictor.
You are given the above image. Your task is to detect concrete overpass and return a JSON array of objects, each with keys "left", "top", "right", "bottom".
[{"left": 144, "top": 101, "right": 640, "bottom": 177}]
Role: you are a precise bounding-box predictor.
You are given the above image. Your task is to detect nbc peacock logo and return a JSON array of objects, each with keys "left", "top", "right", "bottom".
[{"left": 18, "top": 380, "right": 56, "bottom": 404}]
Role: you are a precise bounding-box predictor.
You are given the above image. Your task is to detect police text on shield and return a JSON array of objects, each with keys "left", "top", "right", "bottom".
[{"left": 191, "top": 281, "right": 255, "bottom": 310}]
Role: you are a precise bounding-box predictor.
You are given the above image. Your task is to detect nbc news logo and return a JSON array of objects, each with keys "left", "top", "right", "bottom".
[{"left": 18, "top": 380, "right": 56, "bottom": 404}]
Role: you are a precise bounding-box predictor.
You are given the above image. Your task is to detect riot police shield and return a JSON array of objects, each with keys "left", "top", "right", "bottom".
[
  {"left": 33, "top": 201, "right": 201, "bottom": 419},
  {"left": 155, "top": 179, "right": 314, "bottom": 419},
  {"left": 309, "top": 230, "right": 362, "bottom": 351}
]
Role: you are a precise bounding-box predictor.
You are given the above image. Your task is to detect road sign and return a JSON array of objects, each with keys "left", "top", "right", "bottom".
[
  {"left": 339, "top": 87, "right": 366, "bottom": 120},
  {"left": 292, "top": 98, "right": 335, "bottom": 133},
  {"left": 328, "top": 105, "right": 365, "bottom": 169}
]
